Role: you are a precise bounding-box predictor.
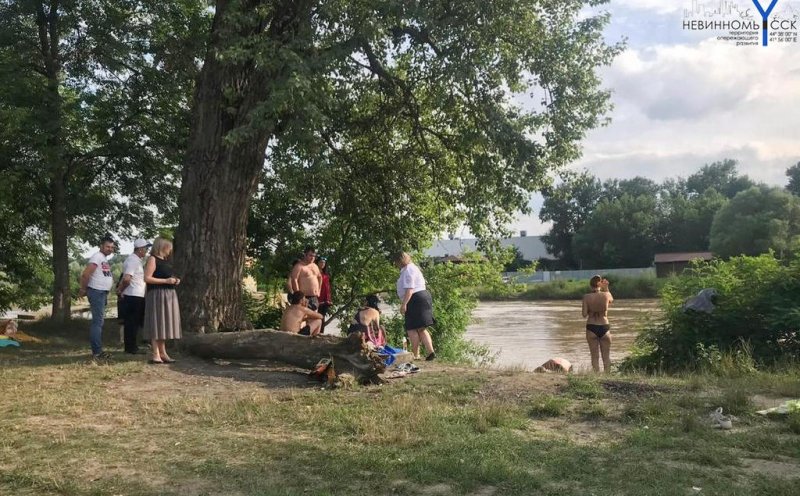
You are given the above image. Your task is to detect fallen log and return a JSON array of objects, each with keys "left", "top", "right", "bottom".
[{"left": 182, "top": 329, "right": 389, "bottom": 383}]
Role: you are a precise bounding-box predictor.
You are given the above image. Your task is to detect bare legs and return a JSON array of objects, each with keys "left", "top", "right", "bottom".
[
  {"left": 600, "top": 333, "right": 612, "bottom": 372},
  {"left": 309, "top": 319, "right": 322, "bottom": 336},
  {"left": 150, "top": 339, "right": 173, "bottom": 362},
  {"left": 586, "top": 331, "right": 612, "bottom": 373},
  {"left": 407, "top": 328, "right": 435, "bottom": 358}
]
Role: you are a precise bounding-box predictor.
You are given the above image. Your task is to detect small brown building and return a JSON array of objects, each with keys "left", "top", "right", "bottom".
[{"left": 654, "top": 252, "right": 713, "bottom": 278}]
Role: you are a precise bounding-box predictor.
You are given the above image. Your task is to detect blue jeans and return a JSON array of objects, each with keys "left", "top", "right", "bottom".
[{"left": 86, "top": 287, "right": 108, "bottom": 355}]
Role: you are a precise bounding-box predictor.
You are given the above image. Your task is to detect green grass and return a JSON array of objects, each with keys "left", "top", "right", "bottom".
[
  {"left": 2, "top": 322, "right": 800, "bottom": 495},
  {"left": 788, "top": 412, "right": 800, "bottom": 435},
  {"left": 528, "top": 395, "right": 571, "bottom": 418},
  {"left": 565, "top": 375, "right": 604, "bottom": 399}
]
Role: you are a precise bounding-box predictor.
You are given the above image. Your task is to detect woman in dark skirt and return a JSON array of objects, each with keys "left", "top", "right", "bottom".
[
  {"left": 143, "top": 237, "right": 181, "bottom": 364},
  {"left": 394, "top": 252, "right": 436, "bottom": 361}
]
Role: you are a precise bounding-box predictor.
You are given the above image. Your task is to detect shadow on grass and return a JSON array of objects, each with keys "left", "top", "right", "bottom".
[
  {"left": 168, "top": 356, "right": 318, "bottom": 390},
  {"left": 8, "top": 318, "right": 319, "bottom": 390}
]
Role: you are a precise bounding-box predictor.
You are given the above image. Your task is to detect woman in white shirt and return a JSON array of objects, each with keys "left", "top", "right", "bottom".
[{"left": 394, "top": 252, "right": 436, "bottom": 360}]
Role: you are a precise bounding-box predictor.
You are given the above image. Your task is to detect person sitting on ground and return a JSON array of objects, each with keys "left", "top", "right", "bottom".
[
  {"left": 347, "top": 294, "right": 381, "bottom": 339},
  {"left": 534, "top": 357, "right": 572, "bottom": 373},
  {"left": 280, "top": 291, "right": 323, "bottom": 336},
  {"left": 1, "top": 319, "right": 17, "bottom": 337},
  {"left": 582, "top": 275, "right": 614, "bottom": 373}
]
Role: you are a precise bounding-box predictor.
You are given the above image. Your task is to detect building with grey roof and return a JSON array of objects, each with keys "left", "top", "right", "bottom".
[{"left": 425, "top": 233, "right": 552, "bottom": 262}]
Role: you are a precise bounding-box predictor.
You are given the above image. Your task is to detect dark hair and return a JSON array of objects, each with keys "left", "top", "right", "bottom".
[
  {"left": 290, "top": 258, "right": 300, "bottom": 267},
  {"left": 589, "top": 275, "right": 602, "bottom": 288},
  {"left": 289, "top": 291, "right": 305, "bottom": 305},
  {"left": 316, "top": 257, "right": 329, "bottom": 274},
  {"left": 100, "top": 234, "right": 116, "bottom": 246},
  {"left": 303, "top": 246, "right": 316, "bottom": 254},
  {"left": 365, "top": 294, "right": 381, "bottom": 311}
]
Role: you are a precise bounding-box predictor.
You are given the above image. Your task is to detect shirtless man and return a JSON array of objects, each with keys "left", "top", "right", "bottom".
[
  {"left": 288, "top": 246, "right": 322, "bottom": 310},
  {"left": 582, "top": 275, "right": 614, "bottom": 373},
  {"left": 280, "top": 291, "right": 323, "bottom": 336}
]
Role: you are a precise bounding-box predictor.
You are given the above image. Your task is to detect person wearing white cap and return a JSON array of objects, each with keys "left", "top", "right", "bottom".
[{"left": 116, "top": 239, "right": 151, "bottom": 354}]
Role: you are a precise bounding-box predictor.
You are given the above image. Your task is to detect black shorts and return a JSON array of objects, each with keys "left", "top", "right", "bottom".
[
  {"left": 347, "top": 323, "right": 367, "bottom": 335},
  {"left": 305, "top": 296, "right": 319, "bottom": 311},
  {"left": 586, "top": 324, "right": 610, "bottom": 339},
  {"left": 299, "top": 325, "right": 311, "bottom": 336}
]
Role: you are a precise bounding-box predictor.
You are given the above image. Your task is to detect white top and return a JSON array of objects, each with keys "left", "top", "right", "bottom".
[
  {"left": 396, "top": 262, "right": 427, "bottom": 299},
  {"left": 122, "top": 254, "right": 146, "bottom": 298},
  {"left": 87, "top": 251, "right": 113, "bottom": 291}
]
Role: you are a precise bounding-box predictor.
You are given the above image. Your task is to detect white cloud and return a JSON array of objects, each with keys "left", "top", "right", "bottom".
[
  {"left": 569, "top": 37, "right": 800, "bottom": 188},
  {"left": 574, "top": 146, "right": 796, "bottom": 185},
  {"left": 611, "top": 0, "right": 684, "bottom": 14},
  {"left": 511, "top": 2, "right": 800, "bottom": 234},
  {"left": 606, "top": 40, "right": 800, "bottom": 121}
]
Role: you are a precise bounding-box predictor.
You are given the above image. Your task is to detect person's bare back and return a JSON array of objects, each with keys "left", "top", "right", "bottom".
[
  {"left": 582, "top": 290, "right": 613, "bottom": 325},
  {"left": 280, "top": 300, "right": 323, "bottom": 335}
]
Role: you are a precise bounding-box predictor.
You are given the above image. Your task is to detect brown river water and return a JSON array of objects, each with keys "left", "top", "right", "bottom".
[{"left": 465, "top": 299, "right": 661, "bottom": 370}]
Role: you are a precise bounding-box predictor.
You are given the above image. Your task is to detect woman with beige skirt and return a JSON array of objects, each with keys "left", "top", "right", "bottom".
[{"left": 143, "top": 237, "right": 181, "bottom": 364}]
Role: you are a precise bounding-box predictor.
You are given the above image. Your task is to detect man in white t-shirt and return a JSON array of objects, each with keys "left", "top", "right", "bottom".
[
  {"left": 79, "top": 235, "right": 116, "bottom": 359},
  {"left": 117, "top": 239, "right": 151, "bottom": 354}
]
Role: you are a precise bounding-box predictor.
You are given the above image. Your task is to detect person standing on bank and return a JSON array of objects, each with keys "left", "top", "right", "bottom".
[
  {"left": 143, "top": 237, "right": 181, "bottom": 364},
  {"left": 288, "top": 246, "right": 322, "bottom": 310},
  {"left": 316, "top": 256, "right": 332, "bottom": 333},
  {"left": 117, "top": 239, "right": 151, "bottom": 354},
  {"left": 394, "top": 252, "right": 436, "bottom": 361},
  {"left": 582, "top": 275, "right": 614, "bottom": 373},
  {"left": 79, "top": 235, "right": 116, "bottom": 359}
]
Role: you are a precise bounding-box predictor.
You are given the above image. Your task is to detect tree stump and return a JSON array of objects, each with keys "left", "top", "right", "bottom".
[{"left": 182, "top": 329, "right": 388, "bottom": 383}]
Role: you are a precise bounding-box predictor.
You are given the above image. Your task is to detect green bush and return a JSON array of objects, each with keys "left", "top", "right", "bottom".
[
  {"left": 243, "top": 290, "right": 283, "bottom": 330},
  {"left": 623, "top": 252, "right": 800, "bottom": 371},
  {"left": 479, "top": 275, "right": 664, "bottom": 301}
]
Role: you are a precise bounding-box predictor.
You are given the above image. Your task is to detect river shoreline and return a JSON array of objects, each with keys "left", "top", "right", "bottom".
[{"left": 465, "top": 299, "right": 661, "bottom": 370}]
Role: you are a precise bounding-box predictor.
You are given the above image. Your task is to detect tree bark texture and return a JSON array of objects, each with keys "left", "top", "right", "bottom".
[
  {"left": 35, "top": 1, "right": 71, "bottom": 321},
  {"left": 174, "top": 0, "right": 313, "bottom": 333},
  {"left": 182, "top": 329, "right": 390, "bottom": 383},
  {"left": 50, "top": 174, "right": 71, "bottom": 321}
]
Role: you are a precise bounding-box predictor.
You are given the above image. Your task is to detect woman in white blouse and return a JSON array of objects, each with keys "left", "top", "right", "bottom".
[{"left": 394, "top": 252, "right": 436, "bottom": 360}]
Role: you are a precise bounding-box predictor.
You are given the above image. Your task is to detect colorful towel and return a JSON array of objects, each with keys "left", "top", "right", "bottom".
[{"left": 0, "top": 336, "right": 20, "bottom": 348}]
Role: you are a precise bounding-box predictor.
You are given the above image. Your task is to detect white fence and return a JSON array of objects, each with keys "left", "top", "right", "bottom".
[{"left": 505, "top": 267, "right": 655, "bottom": 284}]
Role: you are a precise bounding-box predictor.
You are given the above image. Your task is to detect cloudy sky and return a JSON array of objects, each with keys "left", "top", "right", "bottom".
[{"left": 508, "top": 0, "right": 800, "bottom": 237}]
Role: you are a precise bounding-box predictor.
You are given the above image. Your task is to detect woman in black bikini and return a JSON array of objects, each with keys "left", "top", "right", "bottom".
[{"left": 582, "top": 275, "right": 613, "bottom": 372}]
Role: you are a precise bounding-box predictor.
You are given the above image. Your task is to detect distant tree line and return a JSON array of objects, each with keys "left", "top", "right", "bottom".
[{"left": 539, "top": 159, "right": 800, "bottom": 269}]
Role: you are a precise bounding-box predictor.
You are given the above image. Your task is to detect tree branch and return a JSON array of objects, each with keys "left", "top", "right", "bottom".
[{"left": 390, "top": 25, "right": 443, "bottom": 57}]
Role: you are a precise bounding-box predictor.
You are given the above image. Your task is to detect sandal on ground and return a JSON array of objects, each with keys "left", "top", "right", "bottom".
[
  {"left": 147, "top": 359, "right": 165, "bottom": 365},
  {"left": 161, "top": 358, "right": 176, "bottom": 364},
  {"left": 709, "top": 407, "right": 733, "bottom": 429}
]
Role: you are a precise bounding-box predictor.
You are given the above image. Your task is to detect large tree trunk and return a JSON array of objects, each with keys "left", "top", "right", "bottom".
[
  {"left": 174, "top": 0, "right": 313, "bottom": 333},
  {"left": 50, "top": 174, "right": 71, "bottom": 321},
  {"left": 183, "top": 330, "right": 393, "bottom": 383},
  {"left": 36, "top": 1, "right": 71, "bottom": 321}
]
